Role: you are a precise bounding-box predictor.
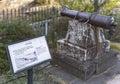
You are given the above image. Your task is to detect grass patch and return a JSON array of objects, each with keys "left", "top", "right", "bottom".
[{"left": 110, "top": 42, "right": 120, "bottom": 53}]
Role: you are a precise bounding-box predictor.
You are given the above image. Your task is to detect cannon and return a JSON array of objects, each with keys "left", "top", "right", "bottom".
[
  {"left": 60, "top": 8, "right": 118, "bottom": 55},
  {"left": 51, "top": 8, "right": 118, "bottom": 80},
  {"left": 60, "top": 8, "right": 117, "bottom": 31}
]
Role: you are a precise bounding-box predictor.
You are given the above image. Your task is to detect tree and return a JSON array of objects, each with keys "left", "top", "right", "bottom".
[
  {"left": 58, "top": 0, "right": 119, "bottom": 15},
  {"left": 34, "top": 0, "right": 54, "bottom": 5},
  {"left": 100, "top": 0, "right": 119, "bottom": 15},
  {"left": 34, "top": 0, "right": 48, "bottom": 5}
]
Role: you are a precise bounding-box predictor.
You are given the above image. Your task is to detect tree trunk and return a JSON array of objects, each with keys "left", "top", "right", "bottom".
[{"left": 94, "top": 0, "right": 99, "bottom": 12}]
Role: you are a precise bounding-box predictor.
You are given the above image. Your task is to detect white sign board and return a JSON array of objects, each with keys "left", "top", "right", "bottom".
[{"left": 6, "top": 36, "right": 51, "bottom": 74}]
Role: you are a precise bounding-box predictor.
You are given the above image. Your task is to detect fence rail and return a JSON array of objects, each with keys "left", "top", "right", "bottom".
[{"left": 0, "top": 6, "right": 61, "bottom": 22}]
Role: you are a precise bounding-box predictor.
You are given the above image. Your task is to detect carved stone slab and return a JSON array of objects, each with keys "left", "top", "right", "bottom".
[{"left": 65, "top": 20, "right": 95, "bottom": 48}]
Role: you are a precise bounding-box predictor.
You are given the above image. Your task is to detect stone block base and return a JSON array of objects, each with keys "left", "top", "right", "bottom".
[
  {"left": 51, "top": 53, "right": 96, "bottom": 80},
  {"left": 95, "top": 52, "right": 117, "bottom": 74},
  {"left": 51, "top": 51, "right": 117, "bottom": 80}
]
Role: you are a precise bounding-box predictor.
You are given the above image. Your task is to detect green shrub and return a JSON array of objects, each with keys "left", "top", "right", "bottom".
[
  {"left": 34, "top": 0, "right": 47, "bottom": 5},
  {"left": 0, "top": 19, "right": 41, "bottom": 75},
  {"left": 47, "top": 18, "right": 69, "bottom": 52},
  {"left": 105, "top": 12, "right": 120, "bottom": 42},
  {"left": 110, "top": 42, "right": 120, "bottom": 53}
]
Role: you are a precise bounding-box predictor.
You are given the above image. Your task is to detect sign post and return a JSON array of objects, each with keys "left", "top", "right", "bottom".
[
  {"left": 6, "top": 36, "right": 52, "bottom": 83},
  {"left": 27, "top": 68, "right": 33, "bottom": 84}
]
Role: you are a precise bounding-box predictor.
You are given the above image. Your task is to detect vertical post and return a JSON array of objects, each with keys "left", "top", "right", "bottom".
[
  {"left": 3, "top": 10, "right": 5, "bottom": 21},
  {"left": 27, "top": 68, "right": 33, "bottom": 84},
  {"left": 10, "top": 9, "right": 12, "bottom": 21},
  {"left": 6, "top": 9, "right": 8, "bottom": 21},
  {"left": 18, "top": 8, "right": 20, "bottom": 20},
  {"left": 45, "top": 20, "right": 48, "bottom": 36},
  {"left": 93, "top": 26, "right": 100, "bottom": 58},
  {"left": 25, "top": 8, "right": 27, "bottom": 21},
  {"left": 14, "top": 9, "right": 16, "bottom": 18},
  {"left": 21, "top": 7, "right": 24, "bottom": 20}
]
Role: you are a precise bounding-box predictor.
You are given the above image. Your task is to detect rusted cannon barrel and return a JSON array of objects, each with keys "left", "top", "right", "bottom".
[{"left": 60, "top": 8, "right": 117, "bottom": 29}]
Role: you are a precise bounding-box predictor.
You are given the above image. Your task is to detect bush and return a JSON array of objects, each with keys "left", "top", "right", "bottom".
[
  {"left": 47, "top": 18, "right": 69, "bottom": 52},
  {"left": 110, "top": 42, "right": 120, "bottom": 53},
  {"left": 34, "top": 0, "right": 47, "bottom": 5},
  {"left": 104, "top": 12, "right": 120, "bottom": 42},
  {"left": 0, "top": 19, "right": 41, "bottom": 75}
]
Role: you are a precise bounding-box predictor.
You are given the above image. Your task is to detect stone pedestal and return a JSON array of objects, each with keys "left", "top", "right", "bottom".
[{"left": 51, "top": 20, "right": 117, "bottom": 80}]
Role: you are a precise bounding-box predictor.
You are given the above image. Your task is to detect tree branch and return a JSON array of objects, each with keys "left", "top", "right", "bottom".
[{"left": 99, "top": 0, "right": 108, "bottom": 8}]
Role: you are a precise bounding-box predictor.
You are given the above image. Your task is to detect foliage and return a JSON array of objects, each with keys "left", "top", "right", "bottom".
[
  {"left": 47, "top": 18, "right": 69, "bottom": 52},
  {"left": 58, "top": 0, "right": 94, "bottom": 12},
  {"left": 100, "top": 0, "right": 119, "bottom": 15},
  {"left": 111, "top": 42, "right": 120, "bottom": 53},
  {"left": 0, "top": 19, "right": 41, "bottom": 75},
  {"left": 58, "top": 0, "right": 119, "bottom": 14},
  {"left": 104, "top": 11, "right": 120, "bottom": 42},
  {"left": 34, "top": 0, "right": 50, "bottom": 5},
  {"left": 34, "top": 0, "right": 46, "bottom": 5}
]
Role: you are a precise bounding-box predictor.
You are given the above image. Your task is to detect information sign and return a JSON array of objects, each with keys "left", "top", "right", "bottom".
[{"left": 6, "top": 36, "right": 51, "bottom": 74}]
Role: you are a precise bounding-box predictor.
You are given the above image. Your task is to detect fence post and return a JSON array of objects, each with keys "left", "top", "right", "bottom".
[
  {"left": 21, "top": 7, "right": 24, "bottom": 20},
  {"left": 14, "top": 9, "right": 16, "bottom": 18},
  {"left": 6, "top": 9, "right": 8, "bottom": 21},
  {"left": 45, "top": 20, "right": 48, "bottom": 36},
  {"left": 10, "top": 9, "right": 12, "bottom": 21},
  {"left": 3, "top": 10, "right": 5, "bottom": 21}
]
